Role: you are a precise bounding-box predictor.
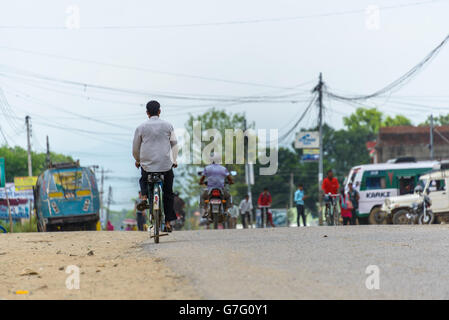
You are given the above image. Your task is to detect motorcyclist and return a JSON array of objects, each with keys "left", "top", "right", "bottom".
[{"left": 199, "top": 153, "right": 234, "bottom": 221}]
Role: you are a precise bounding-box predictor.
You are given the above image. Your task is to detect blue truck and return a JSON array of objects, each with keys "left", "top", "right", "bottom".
[{"left": 34, "top": 161, "right": 100, "bottom": 231}]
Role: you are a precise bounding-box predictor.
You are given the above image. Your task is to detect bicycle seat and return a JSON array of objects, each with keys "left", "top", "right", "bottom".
[{"left": 148, "top": 173, "right": 164, "bottom": 183}]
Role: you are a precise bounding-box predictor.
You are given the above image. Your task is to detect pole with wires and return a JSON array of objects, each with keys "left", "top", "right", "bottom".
[
  {"left": 430, "top": 114, "right": 434, "bottom": 160},
  {"left": 25, "top": 116, "right": 32, "bottom": 176},
  {"left": 314, "top": 73, "right": 324, "bottom": 226}
]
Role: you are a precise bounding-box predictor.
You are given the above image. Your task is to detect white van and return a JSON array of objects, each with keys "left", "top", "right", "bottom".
[{"left": 345, "top": 159, "right": 438, "bottom": 224}]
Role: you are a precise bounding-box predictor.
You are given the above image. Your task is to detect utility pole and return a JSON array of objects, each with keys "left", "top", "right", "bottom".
[
  {"left": 430, "top": 114, "right": 434, "bottom": 160},
  {"left": 314, "top": 73, "right": 324, "bottom": 226},
  {"left": 46, "top": 135, "right": 50, "bottom": 167},
  {"left": 106, "top": 186, "right": 112, "bottom": 228},
  {"left": 100, "top": 167, "right": 105, "bottom": 227},
  {"left": 244, "top": 119, "right": 254, "bottom": 227},
  {"left": 25, "top": 116, "right": 32, "bottom": 177},
  {"left": 289, "top": 172, "right": 294, "bottom": 209}
]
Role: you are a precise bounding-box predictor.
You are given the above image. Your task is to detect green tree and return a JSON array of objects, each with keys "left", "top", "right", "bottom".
[
  {"left": 178, "top": 108, "right": 251, "bottom": 211},
  {"left": 343, "top": 107, "right": 412, "bottom": 136},
  {"left": 343, "top": 107, "right": 383, "bottom": 135},
  {"left": 420, "top": 114, "right": 449, "bottom": 126},
  {"left": 0, "top": 145, "right": 73, "bottom": 181},
  {"left": 383, "top": 115, "right": 412, "bottom": 127}
]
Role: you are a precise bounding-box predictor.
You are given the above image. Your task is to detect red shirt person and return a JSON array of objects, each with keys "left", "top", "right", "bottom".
[
  {"left": 258, "top": 188, "right": 272, "bottom": 207},
  {"left": 322, "top": 170, "right": 340, "bottom": 195}
]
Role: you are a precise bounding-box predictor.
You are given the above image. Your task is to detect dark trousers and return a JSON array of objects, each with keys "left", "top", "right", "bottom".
[
  {"left": 296, "top": 204, "right": 306, "bottom": 226},
  {"left": 139, "top": 168, "right": 176, "bottom": 223},
  {"left": 342, "top": 217, "right": 351, "bottom": 225},
  {"left": 241, "top": 211, "right": 251, "bottom": 228},
  {"left": 136, "top": 212, "right": 146, "bottom": 231},
  {"left": 351, "top": 208, "right": 358, "bottom": 225}
]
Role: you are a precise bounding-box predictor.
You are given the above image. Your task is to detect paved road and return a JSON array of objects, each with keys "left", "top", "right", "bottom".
[{"left": 144, "top": 225, "right": 449, "bottom": 299}]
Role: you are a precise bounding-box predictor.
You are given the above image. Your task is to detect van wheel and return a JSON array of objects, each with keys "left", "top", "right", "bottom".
[
  {"left": 368, "top": 207, "right": 387, "bottom": 224},
  {"left": 393, "top": 209, "right": 411, "bottom": 224}
]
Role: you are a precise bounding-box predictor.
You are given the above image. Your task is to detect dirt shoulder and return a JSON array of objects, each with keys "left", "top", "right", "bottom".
[{"left": 0, "top": 231, "right": 200, "bottom": 300}]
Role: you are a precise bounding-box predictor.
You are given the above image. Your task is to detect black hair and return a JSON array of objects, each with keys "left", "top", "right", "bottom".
[
  {"left": 327, "top": 169, "right": 333, "bottom": 174},
  {"left": 263, "top": 187, "right": 268, "bottom": 191},
  {"left": 298, "top": 183, "right": 303, "bottom": 188},
  {"left": 146, "top": 100, "right": 161, "bottom": 116}
]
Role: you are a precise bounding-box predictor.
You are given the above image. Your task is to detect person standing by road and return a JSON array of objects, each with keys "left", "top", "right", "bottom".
[
  {"left": 257, "top": 188, "right": 272, "bottom": 227},
  {"left": 134, "top": 191, "right": 147, "bottom": 231},
  {"left": 227, "top": 200, "right": 239, "bottom": 229},
  {"left": 348, "top": 183, "right": 360, "bottom": 225},
  {"left": 132, "top": 100, "right": 178, "bottom": 232},
  {"left": 339, "top": 188, "right": 353, "bottom": 225},
  {"left": 294, "top": 184, "right": 308, "bottom": 227},
  {"left": 239, "top": 194, "right": 253, "bottom": 229}
]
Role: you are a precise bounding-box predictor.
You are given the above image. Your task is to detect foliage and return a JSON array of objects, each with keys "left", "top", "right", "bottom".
[
  {"left": 420, "top": 114, "right": 449, "bottom": 126},
  {"left": 343, "top": 107, "right": 412, "bottom": 136},
  {"left": 0, "top": 145, "right": 73, "bottom": 181},
  {"left": 178, "top": 108, "right": 252, "bottom": 212},
  {"left": 0, "top": 215, "right": 37, "bottom": 233}
]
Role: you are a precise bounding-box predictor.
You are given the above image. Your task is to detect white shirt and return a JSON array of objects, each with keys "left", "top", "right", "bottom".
[
  {"left": 239, "top": 199, "right": 253, "bottom": 213},
  {"left": 132, "top": 116, "right": 177, "bottom": 172}
]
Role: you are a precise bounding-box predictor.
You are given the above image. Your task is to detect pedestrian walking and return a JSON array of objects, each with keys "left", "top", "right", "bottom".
[
  {"left": 294, "top": 184, "right": 308, "bottom": 227},
  {"left": 239, "top": 195, "right": 253, "bottom": 229},
  {"left": 348, "top": 183, "right": 360, "bottom": 225},
  {"left": 339, "top": 188, "right": 353, "bottom": 225},
  {"left": 134, "top": 191, "right": 147, "bottom": 231}
]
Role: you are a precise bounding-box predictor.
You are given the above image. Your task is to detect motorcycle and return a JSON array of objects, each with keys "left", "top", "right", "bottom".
[
  {"left": 393, "top": 186, "right": 434, "bottom": 224},
  {"left": 206, "top": 187, "right": 228, "bottom": 229}
]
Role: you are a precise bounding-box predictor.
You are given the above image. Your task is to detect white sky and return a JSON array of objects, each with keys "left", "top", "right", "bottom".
[{"left": 0, "top": 0, "right": 449, "bottom": 210}]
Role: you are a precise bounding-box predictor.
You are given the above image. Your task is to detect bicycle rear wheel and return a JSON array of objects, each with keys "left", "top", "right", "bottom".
[{"left": 153, "top": 185, "right": 162, "bottom": 244}]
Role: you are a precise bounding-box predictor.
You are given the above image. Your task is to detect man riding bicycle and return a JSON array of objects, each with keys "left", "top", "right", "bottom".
[
  {"left": 132, "top": 100, "right": 178, "bottom": 232},
  {"left": 199, "top": 153, "right": 233, "bottom": 221},
  {"left": 322, "top": 169, "right": 340, "bottom": 200}
]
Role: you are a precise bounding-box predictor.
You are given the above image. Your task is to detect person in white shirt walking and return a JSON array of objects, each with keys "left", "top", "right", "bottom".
[
  {"left": 239, "top": 194, "right": 253, "bottom": 229},
  {"left": 132, "top": 100, "right": 178, "bottom": 232}
]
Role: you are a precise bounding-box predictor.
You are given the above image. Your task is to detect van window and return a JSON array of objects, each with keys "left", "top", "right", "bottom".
[
  {"left": 365, "top": 177, "right": 386, "bottom": 190},
  {"left": 429, "top": 179, "right": 446, "bottom": 192},
  {"left": 399, "top": 177, "right": 415, "bottom": 195}
]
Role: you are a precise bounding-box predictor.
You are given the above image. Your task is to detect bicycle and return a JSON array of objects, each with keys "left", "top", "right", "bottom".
[
  {"left": 139, "top": 172, "right": 169, "bottom": 244},
  {"left": 324, "top": 193, "right": 341, "bottom": 226}
]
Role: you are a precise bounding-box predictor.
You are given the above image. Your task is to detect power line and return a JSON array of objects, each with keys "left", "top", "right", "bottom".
[
  {"left": 0, "top": 0, "right": 445, "bottom": 30},
  {"left": 0, "top": 66, "right": 311, "bottom": 103},
  {"left": 0, "top": 45, "right": 315, "bottom": 91},
  {"left": 326, "top": 32, "right": 449, "bottom": 101}
]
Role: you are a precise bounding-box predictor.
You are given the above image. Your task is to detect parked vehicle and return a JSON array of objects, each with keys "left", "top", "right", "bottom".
[
  {"left": 391, "top": 186, "right": 433, "bottom": 224},
  {"left": 382, "top": 165, "right": 449, "bottom": 224},
  {"left": 34, "top": 161, "right": 100, "bottom": 232},
  {"left": 344, "top": 158, "right": 438, "bottom": 224}
]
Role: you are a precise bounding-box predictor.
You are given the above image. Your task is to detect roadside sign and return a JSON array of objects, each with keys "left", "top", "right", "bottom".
[
  {"left": 295, "top": 131, "right": 319, "bottom": 149},
  {"left": 0, "top": 158, "right": 4, "bottom": 188},
  {"left": 14, "top": 176, "right": 38, "bottom": 191},
  {"left": 301, "top": 148, "right": 319, "bottom": 162}
]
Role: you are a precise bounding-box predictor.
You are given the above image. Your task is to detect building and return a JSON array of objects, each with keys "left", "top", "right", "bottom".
[{"left": 374, "top": 126, "right": 449, "bottom": 163}]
